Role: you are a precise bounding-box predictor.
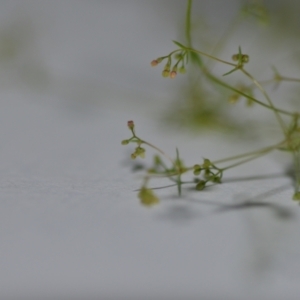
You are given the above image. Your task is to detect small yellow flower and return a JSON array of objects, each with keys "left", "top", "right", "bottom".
[
  {"left": 138, "top": 187, "right": 160, "bottom": 207},
  {"left": 162, "top": 69, "right": 170, "bottom": 77}
]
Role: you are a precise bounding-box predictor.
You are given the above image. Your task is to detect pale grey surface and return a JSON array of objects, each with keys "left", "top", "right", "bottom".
[{"left": 1, "top": 1, "right": 300, "bottom": 299}]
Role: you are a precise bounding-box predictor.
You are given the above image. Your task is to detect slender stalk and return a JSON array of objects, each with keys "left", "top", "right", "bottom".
[
  {"left": 209, "top": 14, "right": 243, "bottom": 67},
  {"left": 184, "top": 47, "right": 235, "bottom": 67},
  {"left": 141, "top": 140, "right": 175, "bottom": 167},
  {"left": 185, "top": 0, "right": 192, "bottom": 47},
  {"left": 213, "top": 140, "right": 286, "bottom": 165},
  {"left": 222, "top": 150, "right": 274, "bottom": 171},
  {"left": 176, "top": 148, "right": 182, "bottom": 196},
  {"left": 241, "top": 68, "right": 288, "bottom": 136},
  {"left": 292, "top": 149, "right": 300, "bottom": 193},
  {"left": 281, "top": 76, "right": 300, "bottom": 83}
]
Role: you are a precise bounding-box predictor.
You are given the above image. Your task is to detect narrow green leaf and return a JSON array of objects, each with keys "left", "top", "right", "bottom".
[
  {"left": 238, "top": 46, "right": 242, "bottom": 65},
  {"left": 175, "top": 147, "right": 182, "bottom": 196},
  {"left": 223, "top": 66, "right": 240, "bottom": 76},
  {"left": 172, "top": 40, "right": 187, "bottom": 49}
]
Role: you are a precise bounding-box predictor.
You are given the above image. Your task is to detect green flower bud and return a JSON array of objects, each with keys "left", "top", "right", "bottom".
[
  {"left": 154, "top": 155, "right": 161, "bottom": 165},
  {"left": 179, "top": 66, "right": 186, "bottom": 74},
  {"left": 174, "top": 53, "right": 183, "bottom": 60},
  {"left": 242, "top": 55, "right": 249, "bottom": 63},
  {"left": 232, "top": 54, "right": 239, "bottom": 61},
  {"left": 212, "top": 176, "right": 221, "bottom": 183},
  {"left": 293, "top": 192, "right": 300, "bottom": 201},
  {"left": 121, "top": 139, "right": 129, "bottom": 145},
  {"left": 196, "top": 180, "right": 206, "bottom": 191},
  {"left": 193, "top": 169, "right": 201, "bottom": 176},
  {"left": 202, "top": 159, "right": 211, "bottom": 168},
  {"left": 193, "top": 164, "right": 201, "bottom": 175},
  {"left": 135, "top": 146, "right": 146, "bottom": 158}
]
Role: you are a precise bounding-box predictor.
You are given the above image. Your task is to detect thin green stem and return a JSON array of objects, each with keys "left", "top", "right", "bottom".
[
  {"left": 204, "top": 71, "right": 294, "bottom": 116},
  {"left": 179, "top": 47, "right": 294, "bottom": 116},
  {"left": 185, "top": 0, "right": 192, "bottom": 47},
  {"left": 213, "top": 140, "right": 286, "bottom": 165},
  {"left": 292, "top": 149, "right": 300, "bottom": 193},
  {"left": 209, "top": 14, "right": 243, "bottom": 67},
  {"left": 176, "top": 148, "right": 182, "bottom": 196},
  {"left": 179, "top": 43, "right": 296, "bottom": 117},
  {"left": 185, "top": 47, "right": 236, "bottom": 67},
  {"left": 141, "top": 140, "right": 175, "bottom": 167},
  {"left": 240, "top": 68, "right": 287, "bottom": 136},
  {"left": 222, "top": 150, "right": 272, "bottom": 171},
  {"left": 281, "top": 76, "right": 300, "bottom": 83}
]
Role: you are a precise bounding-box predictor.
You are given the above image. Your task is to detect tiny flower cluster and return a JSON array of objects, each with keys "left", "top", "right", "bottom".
[
  {"left": 131, "top": 146, "right": 146, "bottom": 159},
  {"left": 193, "top": 159, "right": 223, "bottom": 190},
  {"left": 223, "top": 47, "right": 250, "bottom": 76},
  {"left": 151, "top": 51, "right": 187, "bottom": 79},
  {"left": 232, "top": 53, "right": 249, "bottom": 63},
  {"left": 121, "top": 120, "right": 147, "bottom": 159}
]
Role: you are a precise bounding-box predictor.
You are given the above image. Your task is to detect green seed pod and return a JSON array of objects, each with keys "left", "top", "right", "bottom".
[
  {"left": 242, "top": 55, "right": 249, "bottom": 63},
  {"left": 232, "top": 54, "right": 239, "bottom": 61},
  {"left": 121, "top": 139, "right": 129, "bottom": 145},
  {"left": 193, "top": 164, "right": 201, "bottom": 175},
  {"left": 196, "top": 180, "right": 206, "bottom": 191},
  {"left": 193, "top": 169, "right": 201, "bottom": 176}
]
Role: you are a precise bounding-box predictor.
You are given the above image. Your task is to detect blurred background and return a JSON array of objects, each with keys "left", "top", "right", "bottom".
[
  {"left": 1, "top": 1, "right": 300, "bottom": 299},
  {"left": 1, "top": 0, "right": 300, "bottom": 123}
]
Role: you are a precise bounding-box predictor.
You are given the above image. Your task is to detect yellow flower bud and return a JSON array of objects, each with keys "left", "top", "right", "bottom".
[
  {"left": 162, "top": 69, "right": 170, "bottom": 77},
  {"left": 138, "top": 187, "right": 160, "bottom": 206}
]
